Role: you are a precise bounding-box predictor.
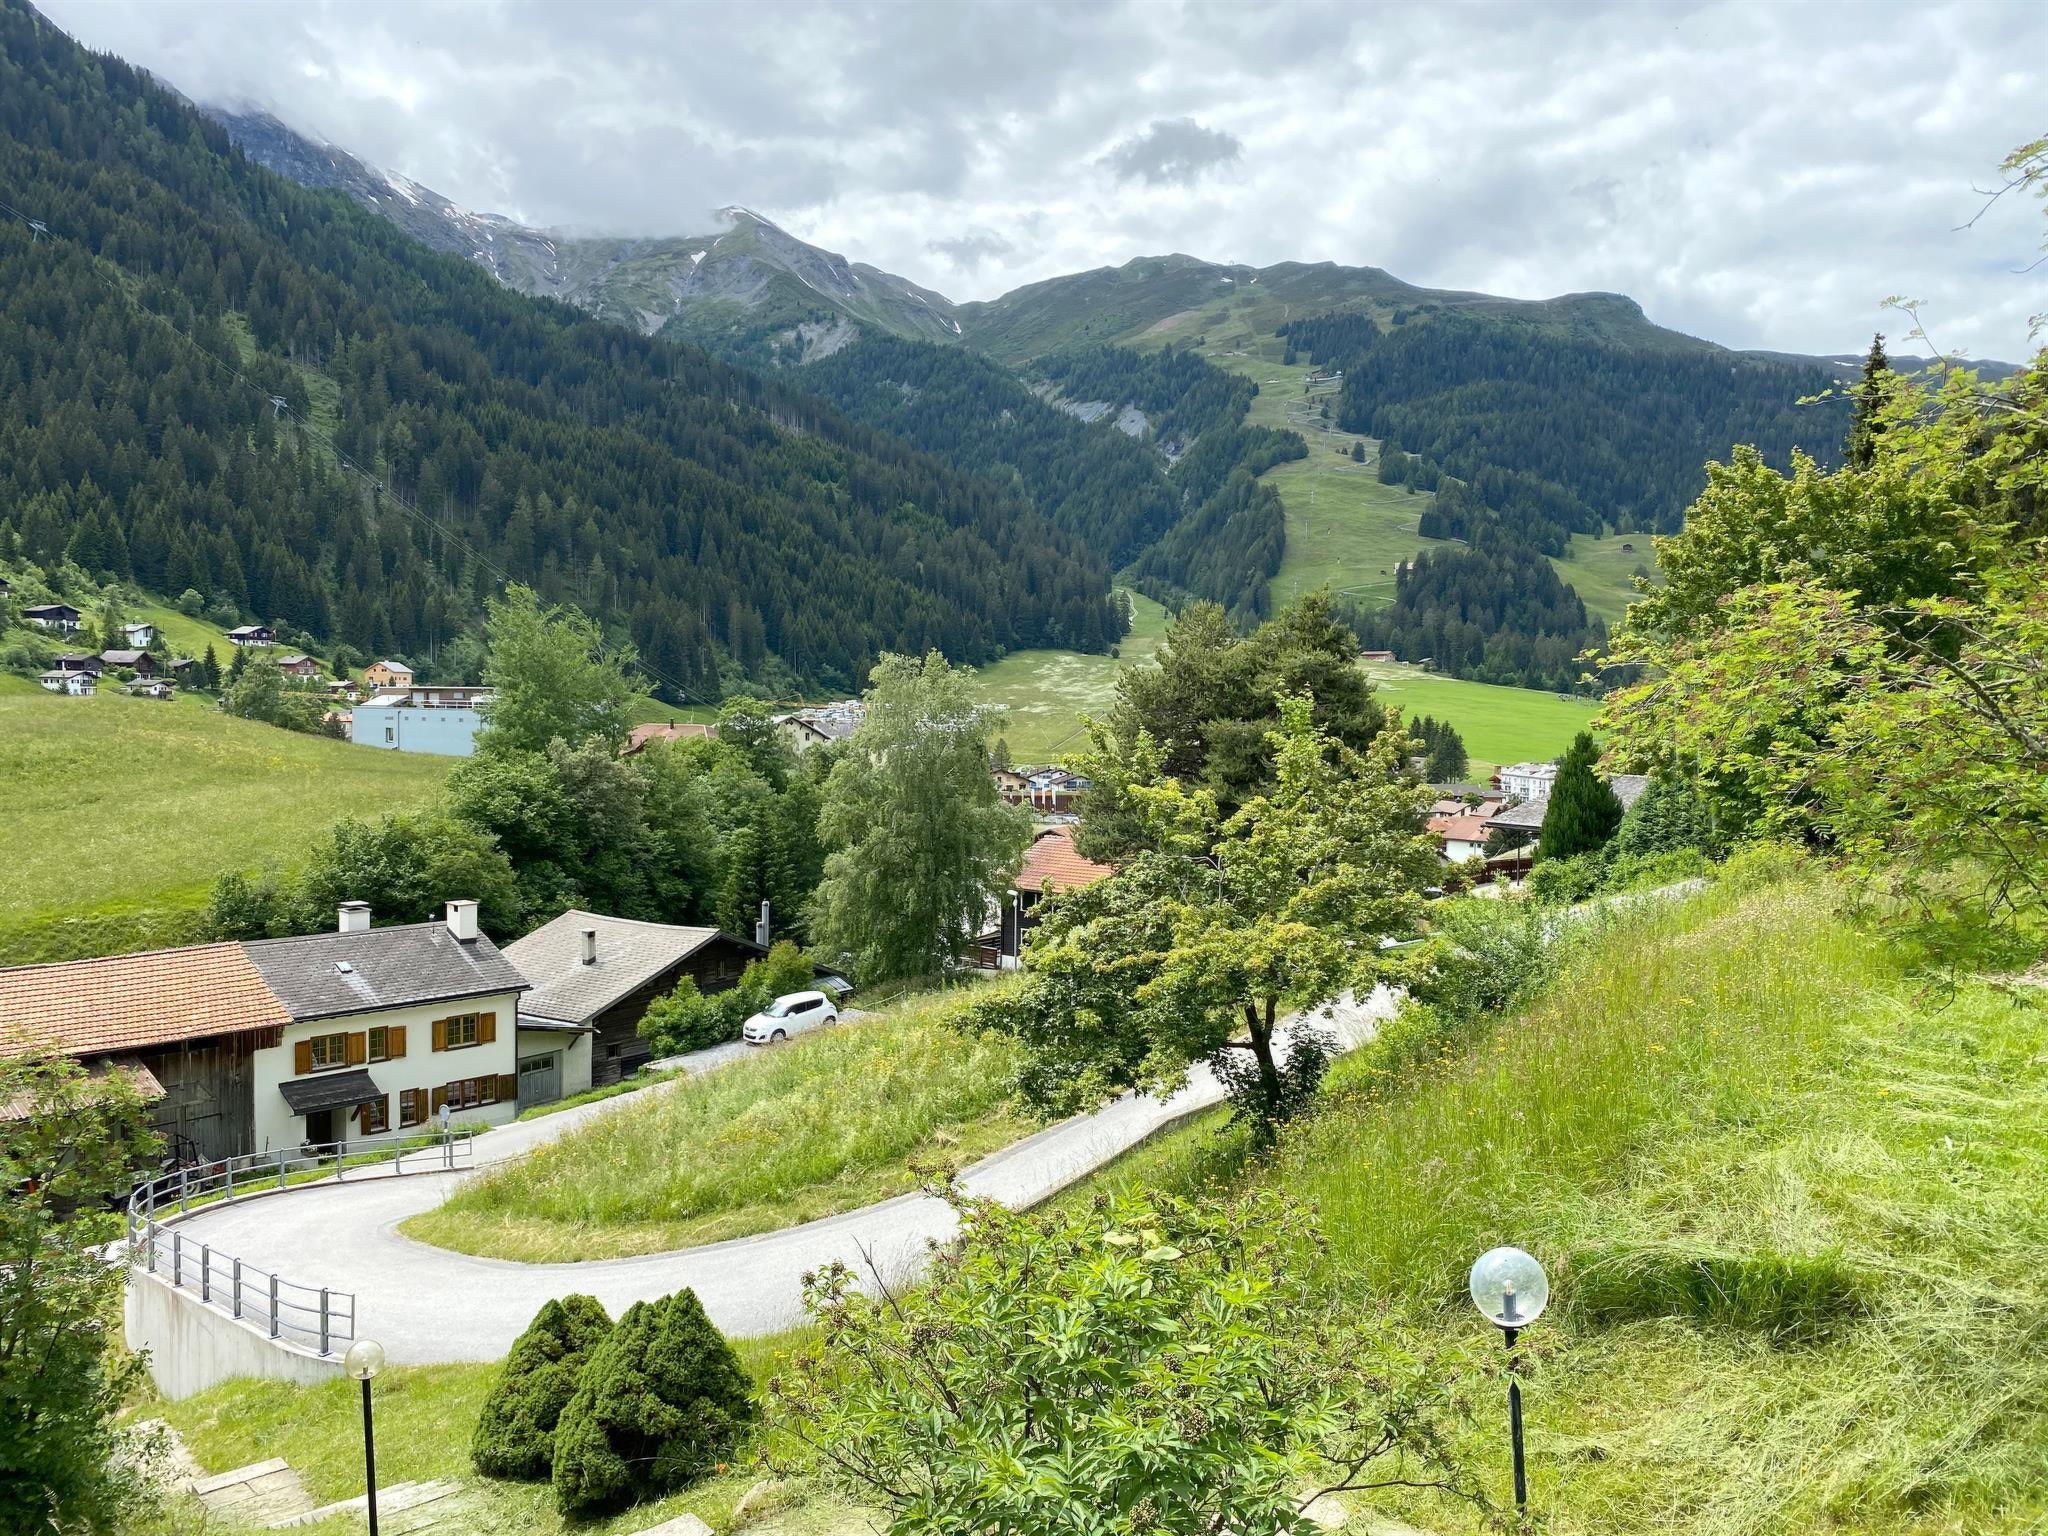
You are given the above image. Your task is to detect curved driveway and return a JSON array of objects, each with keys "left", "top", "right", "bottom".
[{"left": 165, "top": 988, "right": 1396, "bottom": 1363}]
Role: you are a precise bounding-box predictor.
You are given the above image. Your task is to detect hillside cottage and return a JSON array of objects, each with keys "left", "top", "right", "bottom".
[
  {"left": 363, "top": 659, "right": 413, "bottom": 688},
  {"left": 99, "top": 649, "right": 159, "bottom": 677},
  {"left": 52, "top": 653, "right": 100, "bottom": 673},
  {"left": 122, "top": 622, "right": 156, "bottom": 647},
  {"left": 39, "top": 669, "right": 95, "bottom": 696},
  {"left": 125, "top": 678, "right": 175, "bottom": 700},
  {"left": 226, "top": 624, "right": 276, "bottom": 648},
  {"left": 987, "top": 825, "right": 1116, "bottom": 963},
  {"left": 275, "top": 653, "right": 322, "bottom": 678},
  {"left": 502, "top": 911, "right": 762, "bottom": 1092},
  {"left": 0, "top": 900, "right": 527, "bottom": 1160},
  {"left": 22, "top": 602, "right": 81, "bottom": 632},
  {"left": 346, "top": 688, "right": 492, "bottom": 757}
]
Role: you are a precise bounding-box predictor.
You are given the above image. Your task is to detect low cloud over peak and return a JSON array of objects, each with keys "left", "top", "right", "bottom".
[{"left": 1101, "top": 117, "right": 1244, "bottom": 186}]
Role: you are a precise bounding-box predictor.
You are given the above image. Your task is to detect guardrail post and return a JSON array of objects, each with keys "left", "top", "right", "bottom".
[
  {"left": 171, "top": 1232, "right": 182, "bottom": 1287},
  {"left": 200, "top": 1245, "right": 211, "bottom": 1303},
  {"left": 444, "top": 1133, "right": 453, "bottom": 1171},
  {"left": 224, "top": 1159, "right": 234, "bottom": 1201},
  {"left": 232, "top": 1258, "right": 243, "bottom": 1318},
  {"left": 178, "top": 1167, "right": 189, "bottom": 1214},
  {"left": 318, "top": 1289, "right": 331, "bottom": 1355},
  {"left": 146, "top": 1220, "right": 157, "bottom": 1274},
  {"left": 268, "top": 1275, "right": 280, "bottom": 1338},
  {"left": 278, "top": 1148, "right": 288, "bottom": 1190}
]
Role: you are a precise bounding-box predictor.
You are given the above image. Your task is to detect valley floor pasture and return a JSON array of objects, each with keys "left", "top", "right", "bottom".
[{"left": 0, "top": 677, "right": 450, "bottom": 963}]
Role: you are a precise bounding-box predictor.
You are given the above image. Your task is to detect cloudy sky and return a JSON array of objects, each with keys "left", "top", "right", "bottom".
[{"left": 41, "top": 0, "right": 2047, "bottom": 358}]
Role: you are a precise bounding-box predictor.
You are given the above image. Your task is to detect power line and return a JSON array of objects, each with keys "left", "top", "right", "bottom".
[{"left": 0, "top": 196, "right": 720, "bottom": 708}]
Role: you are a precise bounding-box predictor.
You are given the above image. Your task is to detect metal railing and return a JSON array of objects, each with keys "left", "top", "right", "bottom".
[{"left": 124, "top": 1130, "right": 474, "bottom": 1354}]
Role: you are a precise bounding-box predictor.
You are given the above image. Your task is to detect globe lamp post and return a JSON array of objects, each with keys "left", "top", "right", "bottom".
[
  {"left": 1468, "top": 1246, "right": 1548, "bottom": 1514},
  {"left": 343, "top": 1338, "right": 387, "bottom": 1536}
]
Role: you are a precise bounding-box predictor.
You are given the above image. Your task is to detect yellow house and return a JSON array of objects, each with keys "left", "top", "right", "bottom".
[{"left": 363, "top": 659, "right": 414, "bottom": 689}]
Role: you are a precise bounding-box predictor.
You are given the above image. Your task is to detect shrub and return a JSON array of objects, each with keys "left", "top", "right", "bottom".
[
  {"left": 471, "top": 1294, "right": 613, "bottom": 1480},
  {"left": 638, "top": 976, "right": 723, "bottom": 1056},
  {"left": 1525, "top": 850, "right": 1608, "bottom": 906},
  {"left": 551, "top": 1289, "right": 755, "bottom": 1516}
]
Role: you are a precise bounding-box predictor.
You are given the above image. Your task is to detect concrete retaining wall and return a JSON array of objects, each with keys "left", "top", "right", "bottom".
[{"left": 126, "top": 1267, "right": 345, "bottom": 1400}]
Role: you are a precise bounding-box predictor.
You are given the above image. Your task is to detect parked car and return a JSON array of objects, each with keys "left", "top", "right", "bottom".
[{"left": 742, "top": 990, "right": 839, "bottom": 1045}]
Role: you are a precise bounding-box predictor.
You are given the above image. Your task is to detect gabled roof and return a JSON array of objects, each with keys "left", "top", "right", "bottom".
[
  {"left": 99, "top": 649, "right": 145, "bottom": 665},
  {"left": 0, "top": 942, "right": 292, "bottom": 1058},
  {"left": 502, "top": 910, "right": 741, "bottom": 1026},
  {"left": 23, "top": 602, "right": 78, "bottom": 617},
  {"left": 371, "top": 659, "right": 413, "bottom": 673},
  {"left": 1429, "top": 812, "right": 1495, "bottom": 845},
  {"left": 1015, "top": 825, "right": 1115, "bottom": 894},
  {"left": 244, "top": 921, "right": 527, "bottom": 1023}
]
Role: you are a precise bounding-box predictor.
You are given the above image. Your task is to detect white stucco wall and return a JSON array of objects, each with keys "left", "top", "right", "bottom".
[
  {"left": 250, "top": 990, "right": 523, "bottom": 1151},
  {"left": 517, "top": 1027, "right": 593, "bottom": 1101}
]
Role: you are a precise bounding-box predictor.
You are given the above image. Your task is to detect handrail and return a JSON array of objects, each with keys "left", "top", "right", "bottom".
[{"left": 124, "top": 1130, "right": 474, "bottom": 1355}]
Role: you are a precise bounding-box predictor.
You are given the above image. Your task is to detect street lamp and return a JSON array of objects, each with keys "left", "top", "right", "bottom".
[
  {"left": 1468, "top": 1246, "right": 1548, "bottom": 1515},
  {"left": 343, "top": 1338, "right": 387, "bottom": 1536}
]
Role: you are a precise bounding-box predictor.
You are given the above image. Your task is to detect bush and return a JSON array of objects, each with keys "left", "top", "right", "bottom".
[
  {"left": 551, "top": 1289, "right": 755, "bottom": 1516},
  {"left": 638, "top": 976, "right": 723, "bottom": 1056},
  {"left": 471, "top": 1294, "right": 613, "bottom": 1480},
  {"left": 1525, "top": 850, "right": 1609, "bottom": 906}
]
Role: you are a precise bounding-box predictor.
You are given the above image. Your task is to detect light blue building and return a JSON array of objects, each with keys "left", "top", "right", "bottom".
[{"left": 348, "top": 694, "right": 485, "bottom": 757}]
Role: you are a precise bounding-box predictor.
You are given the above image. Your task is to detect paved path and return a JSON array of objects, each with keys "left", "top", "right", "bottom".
[{"left": 161, "top": 988, "right": 1397, "bottom": 1363}]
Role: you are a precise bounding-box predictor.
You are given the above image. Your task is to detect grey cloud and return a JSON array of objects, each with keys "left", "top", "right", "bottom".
[
  {"left": 927, "top": 229, "right": 1017, "bottom": 273},
  {"left": 1100, "top": 117, "right": 1244, "bottom": 187}
]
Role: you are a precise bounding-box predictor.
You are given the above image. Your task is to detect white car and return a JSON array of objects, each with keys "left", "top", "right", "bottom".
[{"left": 742, "top": 990, "right": 839, "bottom": 1044}]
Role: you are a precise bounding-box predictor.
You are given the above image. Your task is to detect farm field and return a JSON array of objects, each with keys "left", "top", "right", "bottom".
[
  {"left": 1361, "top": 659, "right": 1598, "bottom": 774},
  {"left": 0, "top": 677, "right": 451, "bottom": 963},
  {"left": 968, "top": 588, "right": 1169, "bottom": 763},
  {"left": 403, "top": 985, "right": 1031, "bottom": 1262},
  {"left": 1550, "top": 530, "right": 1661, "bottom": 628}
]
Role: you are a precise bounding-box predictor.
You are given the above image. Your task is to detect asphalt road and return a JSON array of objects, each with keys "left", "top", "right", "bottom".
[{"left": 161, "top": 988, "right": 1397, "bottom": 1362}]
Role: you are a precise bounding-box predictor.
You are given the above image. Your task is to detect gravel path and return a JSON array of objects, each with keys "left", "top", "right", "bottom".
[{"left": 160, "top": 989, "right": 1396, "bottom": 1362}]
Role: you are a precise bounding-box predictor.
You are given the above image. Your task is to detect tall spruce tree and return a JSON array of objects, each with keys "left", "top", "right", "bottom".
[
  {"left": 1536, "top": 731, "right": 1623, "bottom": 861},
  {"left": 1846, "top": 332, "right": 1895, "bottom": 469}
]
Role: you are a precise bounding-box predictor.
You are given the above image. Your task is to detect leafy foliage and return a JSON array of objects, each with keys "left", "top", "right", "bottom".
[
  {"left": 550, "top": 1289, "right": 755, "bottom": 1516},
  {"left": 471, "top": 1294, "right": 613, "bottom": 1481},
  {"left": 771, "top": 1188, "right": 1476, "bottom": 1536},
  {"left": 979, "top": 696, "right": 1434, "bottom": 1137},
  {"left": 637, "top": 941, "right": 817, "bottom": 1056},
  {"left": 810, "top": 652, "right": 1031, "bottom": 981},
  {"left": 477, "top": 586, "right": 646, "bottom": 755},
  {"left": 0, "top": 1057, "right": 163, "bottom": 1534}
]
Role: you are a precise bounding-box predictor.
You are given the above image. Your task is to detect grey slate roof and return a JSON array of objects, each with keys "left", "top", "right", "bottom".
[
  {"left": 243, "top": 921, "right": 528, "bottom": 1023},
  {"left": 1484, "top": 774, "right": 1654, "bottom": 833},
  {"left": 278, "top": 1067, "right": 384, "bottom": 1115},
  {"left": 502, "top": 910, "right": 736, "bottom": 1026}
]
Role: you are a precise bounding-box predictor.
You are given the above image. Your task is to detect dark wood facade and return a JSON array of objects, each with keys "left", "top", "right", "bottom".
[
  {"left": 589, "top": 936, "right": 754, "bottom": 1087},
  {"left": 132, "top": 1028, "right": 274, "bottom": 1164}
]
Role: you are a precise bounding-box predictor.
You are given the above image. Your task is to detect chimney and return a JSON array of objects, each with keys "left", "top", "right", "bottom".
[
  {"left": 754, "top": 900, "right": 772, "bottom": 949},
  {"left": 445, "top": 899, "right": 479, "bottom": 943},
  {"left": 580, "top": 928, "right": 598, "bottom": 966},
  {"left": 338, "top": 901, "right": 371, "bottom": 934}
]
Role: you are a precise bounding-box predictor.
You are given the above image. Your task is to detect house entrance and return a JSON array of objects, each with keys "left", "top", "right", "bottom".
[{"left": 518, "top": 1051, "right": 561, "bottom": 1109}]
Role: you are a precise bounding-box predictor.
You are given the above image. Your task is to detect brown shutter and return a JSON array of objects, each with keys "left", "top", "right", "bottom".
[
  {"left": 388, "top": 1024, "right": 407, "bottom": 1058},
  {"left": 431, "top": 1018, "right": 447, "bottom": 1052},
  {"left": 498, "top": 1073, "right": 518, "bottom": 1105},
  {"left": 346, "top": 1031, "right": 367, "bottom": 1066},
  {"left": 478, "top": 1011, "right": 497, "bottom": 1045},
  {"left": 430, "top": 1085, "right": 448, "bottom": 1116},
  {"left": 294, "top": 1039, "right": 313, "bottom": 1075}
]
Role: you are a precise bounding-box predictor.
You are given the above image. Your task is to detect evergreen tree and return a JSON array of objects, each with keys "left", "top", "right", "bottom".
[
  {"left": 1845, "top": 332, "right": 1896, "bottom": 470},
  {"left": 472, "top": 1295, "right": 613, "bottom": 1481},
  {"left": 200, "top": 643, "right": 220, "bottom": 690},
  {"left": 1536, "top": 731, "right": 1623, "bottom": 861},
  {"left": 551, "top": 1289, "right": 755, "bottom": 1516},
  {"left": 1424, "top": 721, "right": 1469, "bottom": 782}
]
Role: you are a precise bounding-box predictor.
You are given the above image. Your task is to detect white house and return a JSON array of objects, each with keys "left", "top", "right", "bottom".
[
  {"left": 38, "top": 669, "right": 95, "bottom": 696},
  {"left": 22, "top": 602, "right": 81, "bottom": 632},
  {"left": 0, "top": 899, "right": 528, "bottom": 1159},
  {"left": 122, "top": 622, "right": 157, "bottom": 647},
  {"left": 1497, "top": 761, "right": 1559, "bottom": 801}
]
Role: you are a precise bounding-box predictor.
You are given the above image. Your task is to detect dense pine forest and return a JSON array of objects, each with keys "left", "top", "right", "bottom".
[{"left": 0, "top": 1, "right": 1124, "bottom": 698}]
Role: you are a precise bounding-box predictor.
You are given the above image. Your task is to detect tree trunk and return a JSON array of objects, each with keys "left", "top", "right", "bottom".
[{"left": 1245, "top": 998, "right": 1282, "bottom": 1142}]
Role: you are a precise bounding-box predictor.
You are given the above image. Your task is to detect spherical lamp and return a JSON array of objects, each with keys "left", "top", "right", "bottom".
[{"left": 1468, "top": 1246, "right": 1549, "bottom": 1331}]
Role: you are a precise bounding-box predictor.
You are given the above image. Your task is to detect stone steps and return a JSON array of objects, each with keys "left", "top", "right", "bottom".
[{"left": 276, "top": 1477, "right": 468, "bottom": 1531}]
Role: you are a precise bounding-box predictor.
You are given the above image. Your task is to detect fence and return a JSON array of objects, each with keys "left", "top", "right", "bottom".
[{"left": 125, "top": 1131, "right": 474, "bottom": 1354}]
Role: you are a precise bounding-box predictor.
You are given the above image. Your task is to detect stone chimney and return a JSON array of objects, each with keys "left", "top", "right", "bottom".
[
  {"left": 338, "top": 901, "right": 371, "bottom": 934},
  {"left": 445, "top": 899, "right": 479, "bottom": 943},
  {"left": 581, "top": 927, "right": 598, "bottom": 966}
]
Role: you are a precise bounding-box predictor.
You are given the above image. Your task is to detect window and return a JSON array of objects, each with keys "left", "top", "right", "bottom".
[
  {"left": 399, "top": 1089, "right": 421, "bottom": 1129},
  {"left": 367, "top": 1026, "right": 389, "bottom": 1063},
  {"left": 444, "top": 1014, "right": 480, "bottom": 1049},
  {"left": 361, "top": 1096, "right": 389, "bottom": 1134},
  {"left": 306, "top": 1032, "right": 348, "bottom": 1070}
]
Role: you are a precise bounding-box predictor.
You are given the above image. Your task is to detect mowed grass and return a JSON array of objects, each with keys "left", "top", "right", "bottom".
[
  {"left": 969, "top": 589, "right": 1169, "bottom": 763},
  {"left": 1087, "top": 868, "right": 2048, "bottom": 1533},
  {"left": 1361, "top": 658, "right": 1597, "bottom": 775},
  {"left": 403, "top": 987, "right": 1035, "bottom": 1262},
  {"left": 1550, "top": 530, "right": 1662, "bottom": 629},
  {"left": 0, "top": 678, "right": 450, "bottom": 962}
]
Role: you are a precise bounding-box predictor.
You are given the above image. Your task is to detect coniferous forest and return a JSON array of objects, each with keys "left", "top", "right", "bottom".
[{"left": 0, "top": 1, "right": 1124, "bottom": 699}]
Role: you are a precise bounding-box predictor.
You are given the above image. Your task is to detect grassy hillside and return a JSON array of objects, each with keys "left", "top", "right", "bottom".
[
  {"left": 403, "top": 985, "right": 1028, "bottom": 1261},
  {"left": 0, "top": 679, "right": 449, "bottom": 963},
  {"left": 1081, "top": 867, "right": 2048, "bottom": 1534},
  {"left": 1549, "top": 531, "right": 1660, "bottom": 629},
  {"left": 1361, "top": 659, "right": 1597, "bottom": 774},
  {"left": 970, "top": 589, "right": 1170, "bottom": 763}
]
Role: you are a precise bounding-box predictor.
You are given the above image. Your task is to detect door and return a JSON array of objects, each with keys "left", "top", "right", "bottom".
[
  {"left": 518, "top": 1052, "right": 562, "bottom": 1109},
  {"left": 305, "top": 1107, "right": 337, "bottom": 1148}
]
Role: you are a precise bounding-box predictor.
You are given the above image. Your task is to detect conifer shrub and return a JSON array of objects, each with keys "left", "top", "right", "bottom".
[
  {"left": 470, "top": 1294, "right": 613, "bottom": 1481},
  {"left": 1536, "top": 731, "right": 1624, "bottom": 861},
  {"left": 551, "top": 1289, "right": 756, "bottom": 1516}
]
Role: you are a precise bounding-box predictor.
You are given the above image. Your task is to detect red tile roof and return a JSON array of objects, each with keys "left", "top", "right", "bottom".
[
  {"left": 0, "top": 943, "right": 291, "bottom": 1058},
  {"left": 1015, "top": 826, "right": 1115, "bottom": 894},
  {"left": 1428, "top": 812, "right": 1495, "bottom": 846}
]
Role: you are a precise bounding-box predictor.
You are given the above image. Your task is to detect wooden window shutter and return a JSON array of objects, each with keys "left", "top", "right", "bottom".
[
  {"left": 293, "top": 1039, "right": 313, "bottom": 1075},
  {"left": 430, "top": 1085, "right": 448, "bottom": 1116},
  {"left": 388, "top": 1024, "right": 408, "bottom": 1058},
  {"left": 479, "top": 1011, "right": 497, "bottom": 1044},
  {"left": 432, "top": 1018, "right": 447, "bottom": 1052},
  {"left": 346, "top": 1031, "right": 367, "bottom": 1066},
  {"left": 497, "top": 1073, "right": 518, "bottom": 1105}
]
